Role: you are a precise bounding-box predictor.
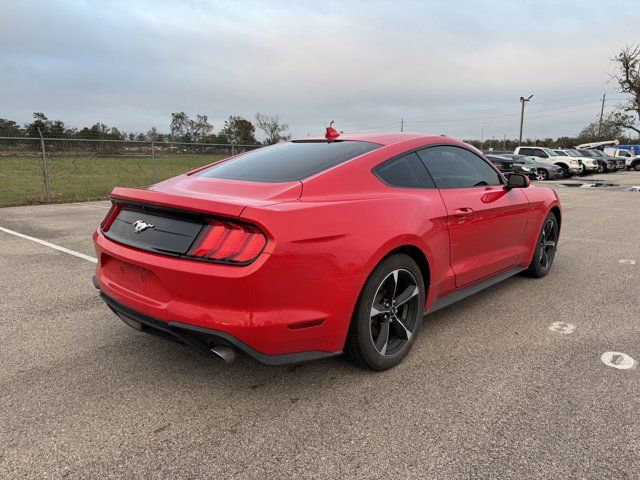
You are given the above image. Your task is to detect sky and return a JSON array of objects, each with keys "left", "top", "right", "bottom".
[{"left": 1, "top": 0, "right": 638, "bottom": 141}]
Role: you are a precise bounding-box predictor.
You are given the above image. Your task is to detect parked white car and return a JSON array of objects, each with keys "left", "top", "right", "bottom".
[
  {"left": 514, "top": 146, "right": 582, "bottom": 178},
  {"left": 555, "top": 149, "right": 598, "bottom": 174}
]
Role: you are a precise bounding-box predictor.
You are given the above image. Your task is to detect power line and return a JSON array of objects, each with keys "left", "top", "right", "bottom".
[
  {"left": 407, "top": 100, "right": 603, "bottom": 125},
  {"left": 340, "top": 94, "right": 630, "bottom": 134},
  {"left": 402, "top": 92, "right": 624, "bottom": 122}
]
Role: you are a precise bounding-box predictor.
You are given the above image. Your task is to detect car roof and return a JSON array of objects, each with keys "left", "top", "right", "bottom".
[{"left": 294, "top": 132, "right": 454, "bottom": 147}]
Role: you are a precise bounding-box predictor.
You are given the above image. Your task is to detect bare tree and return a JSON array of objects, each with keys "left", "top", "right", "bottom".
[
  {"left": 170, "top": 112, "right": 190, "bottom": 141},
  {"left": 255, "top": 113, "right": 290, "bottom": 145},
  {"left": 578, "top": 113, "right": 626, "bottom": 142},
  {"left": 192, "top": 114, "right": 214, "bottom": 143},
  {"left": 146, "top": 126, "right": 158, "bottom": 141},
  {"left": 611, "top": 45, "right": 640, "bottom": 136}
]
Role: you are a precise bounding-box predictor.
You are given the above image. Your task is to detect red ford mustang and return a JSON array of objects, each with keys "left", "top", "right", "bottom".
[{"left": 93, "top": 132, "right": 561, "bottom": 370}]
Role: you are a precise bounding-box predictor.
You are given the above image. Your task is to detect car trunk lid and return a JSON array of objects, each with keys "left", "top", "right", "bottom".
[
  {"left": 104, "top": 177, "right": 301, "bottom": 256},
  {"left": 111, "top": 176, "right": 302, "bottom": 217}
]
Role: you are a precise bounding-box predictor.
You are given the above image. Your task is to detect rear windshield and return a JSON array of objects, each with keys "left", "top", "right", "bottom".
[{"left": 198, "top": 140, "right": 380, "bottom": 182}]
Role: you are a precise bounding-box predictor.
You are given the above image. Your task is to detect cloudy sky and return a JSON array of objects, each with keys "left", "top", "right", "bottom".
[{"left": 1, "top": 0, "right": 638, "bottom": 140}]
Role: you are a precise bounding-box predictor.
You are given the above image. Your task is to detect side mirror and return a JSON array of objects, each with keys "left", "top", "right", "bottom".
[{"left": 506, "top": 173, "right": 530, "bottom": 189}]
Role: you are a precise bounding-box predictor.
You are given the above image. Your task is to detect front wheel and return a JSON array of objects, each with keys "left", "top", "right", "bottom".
[
  {"left": 634, "top": 162, "right": 640, "bottom": 172},
  {"left": 538, "top": 169, "right": 549, "bottom": 180},
  {"left": 345, "top": 254, "right": 425, "bottom": 370},
  {"left": 525, "top": 212, "right": 559, "bottom": 278}
]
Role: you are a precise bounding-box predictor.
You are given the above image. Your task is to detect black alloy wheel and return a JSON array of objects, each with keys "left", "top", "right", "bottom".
[
  {"left": 346, "top": 254, "right": 425, "bottom": 370},
  {"left": 526, "top": 212, "right": 558, "bottom": 278},
  {"left": 369, "top": 269, "right": 420, "bottom": 357}
]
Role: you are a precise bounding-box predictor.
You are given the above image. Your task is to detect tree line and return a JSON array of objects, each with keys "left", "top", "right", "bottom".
[{"left": 0, "top": 112, "right": 291, "bottom": 146}]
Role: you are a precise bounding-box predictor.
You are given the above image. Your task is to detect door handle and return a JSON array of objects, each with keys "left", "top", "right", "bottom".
[{"left": 452, "top": 207, "right": 474, "bottom": 215}]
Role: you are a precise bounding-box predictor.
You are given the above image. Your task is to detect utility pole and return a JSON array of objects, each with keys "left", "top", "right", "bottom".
[
  {"left": 597, "top": 93, "right": 606, "bottom": 138},
  {"left": 518, "top": 94, "right": 533, "bottom": 146},
  {"left": 480, "top": 124, "right": 490, "bottom": 151},
  {"left": 400, "top": 118, "right": 404, "bottom": 132},
  {"left": 37, "top": 127, "right": 52, "bottom": 202}
]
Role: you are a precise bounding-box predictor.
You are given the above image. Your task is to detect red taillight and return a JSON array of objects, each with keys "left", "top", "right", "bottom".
[
  {"left": 100, "top": 202, "right": 121, "bottom": 231},
  {"left": 188, "top": 220, "right": 267, "bottom": 264}
]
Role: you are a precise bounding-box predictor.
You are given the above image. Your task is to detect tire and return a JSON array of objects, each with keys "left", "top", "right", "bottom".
[
  {"left": 558, "top": 165, "right": 570, "bottom": 178},
  {"left": 579, "top": 165, "right": 587, "bottom": 176},
  {"left": 539, "top": 169, "right": 549, "bottom": 180},
  {"left": 525, "top": 212, "right": 559, "bottom": 278},
  {"left": 597, "top": 163, "right": 605, "bottom": 173},
  {"left": 634, "top": 162, "right": 640, "bottom": 172},
  {"left": 345, "top": 253, "right": 425, "bottom": 371}
]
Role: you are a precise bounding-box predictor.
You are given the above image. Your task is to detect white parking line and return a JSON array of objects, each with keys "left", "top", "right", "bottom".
[
  {"left": 548, "top": 321, "right": 576, "bottom": 334},
  {"left": 618, "top": 259, "right": 637, "bottom": 265},
  {"left": 0, "top": 226, "right": 97, "bottom": 264}
]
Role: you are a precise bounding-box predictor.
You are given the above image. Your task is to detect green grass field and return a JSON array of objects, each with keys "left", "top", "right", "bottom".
[{"left": 0, "top": 154, "right": 227, "bottom": 206}]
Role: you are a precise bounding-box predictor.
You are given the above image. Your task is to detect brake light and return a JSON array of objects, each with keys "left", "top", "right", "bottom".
[
  {"left": 188, "top": 219, "right": 267, "bottom": 264},
  {"left": 100, "top": 202, "right": 121, "bottom": 231}
]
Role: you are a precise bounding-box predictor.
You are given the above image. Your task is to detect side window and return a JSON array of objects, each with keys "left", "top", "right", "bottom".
[
  {"left": 533, "top": 149, "right": 548, "bottom": 158},
  {"left": 374, "top": 152, "right": 435, "bottom": 188},
  {"left": 417, "top": 146, "right": 503, "bottom": 189},
  {"left": 519, "top": 148, "right": 532, "bottom": 156}
]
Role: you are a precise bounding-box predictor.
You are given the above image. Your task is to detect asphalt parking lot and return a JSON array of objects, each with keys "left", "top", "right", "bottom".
[{"left": 1, "top": 171, "right": 640, "bottom": 479}]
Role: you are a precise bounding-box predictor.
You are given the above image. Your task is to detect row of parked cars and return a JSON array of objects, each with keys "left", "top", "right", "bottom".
[{"left": 485, "top": 142, "right": 640, "bottom": 180}]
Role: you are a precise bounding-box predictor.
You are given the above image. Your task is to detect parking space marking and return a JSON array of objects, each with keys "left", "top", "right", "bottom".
[
  {"left": 601, "top": 352, "right": 636, "bottom": 370},
  {"left": 618, "top": 259, "right": 637, "bottom": 265},
  {"left": 549, "top": 321, "right": 576, "bottom": 334},
  {"left": 0, "top": 226, "right": 97, "bottom": 264}
]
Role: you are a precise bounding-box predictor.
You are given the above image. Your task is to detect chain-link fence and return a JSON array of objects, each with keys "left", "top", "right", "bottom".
[{"left": 0, "top": 137, "right": 261, "bottom": 207}]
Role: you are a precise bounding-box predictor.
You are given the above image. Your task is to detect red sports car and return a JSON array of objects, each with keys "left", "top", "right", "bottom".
[{"left": 93, "top": 132, "right": 561, "bottom": 370}]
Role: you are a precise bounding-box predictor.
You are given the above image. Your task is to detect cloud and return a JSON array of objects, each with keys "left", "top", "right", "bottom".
[{"left": 0, "top": 0, "right": 636, "bottom": 139}]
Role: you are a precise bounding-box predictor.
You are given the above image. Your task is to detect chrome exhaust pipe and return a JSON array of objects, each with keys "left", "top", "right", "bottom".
[{"left": 210, "top": 344, "right": 236, "bottom": 364}]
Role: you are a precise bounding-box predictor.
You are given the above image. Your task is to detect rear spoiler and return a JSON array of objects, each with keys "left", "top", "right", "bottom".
[{"left": 109, "top": 187, "right": 246, "bottom": 218}]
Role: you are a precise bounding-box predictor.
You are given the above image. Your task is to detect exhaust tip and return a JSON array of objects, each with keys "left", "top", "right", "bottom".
[{"left": 210, "top": 344, "right": 236, "bottom": 364}]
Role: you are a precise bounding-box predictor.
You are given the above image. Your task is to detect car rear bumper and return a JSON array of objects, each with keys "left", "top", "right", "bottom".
[
  {"left": 94, "top": 280, "right": 340, "bottom": 365},
  {"left": 93, "top": 229, "right": 359, "bottom": 358}
]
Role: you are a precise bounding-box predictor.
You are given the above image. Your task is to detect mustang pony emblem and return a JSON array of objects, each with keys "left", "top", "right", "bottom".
[{"left": 133, "top": 220, "right": 155, "bottom": 234}]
